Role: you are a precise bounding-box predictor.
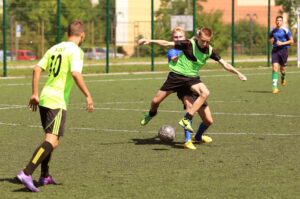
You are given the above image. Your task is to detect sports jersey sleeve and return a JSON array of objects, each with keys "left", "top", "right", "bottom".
[
  {"left": 70, "top": 48, "right": 84, "bottom": 73},
  {"left": 37, "top": 50, "right": 50, "bottom": 70},
  {"left": 269, "top": 29, "right": 274, "bottom": 38},
  {"left": 210, "top": 48, "right": 221, "bottom": 61},
  {"left": 287, "top": 29, "right": 292, "bottom": 38},
  {"left": 174, "top": 40, "right": 191, "bottom": 50}
]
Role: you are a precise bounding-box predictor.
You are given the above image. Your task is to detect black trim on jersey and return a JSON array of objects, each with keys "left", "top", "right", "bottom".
[{"left": 174, "top": 39, "right": 221, "bottom": 62}]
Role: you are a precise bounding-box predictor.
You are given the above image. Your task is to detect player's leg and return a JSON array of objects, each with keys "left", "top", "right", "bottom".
[
  {"left": 192, "top": 105, "right": 213, "bottom": 143},
  {"left": 271, "top": 49, "right": 280, "bottom": 94},
  {"left": 182, "top": 96, "right": 196, "bottom": 150},
  {"left": 39, "top": 133, "right": 59, "bottom": 186},
  {"left": 179, "top": 82, "right": 209, "bottom": 132},
  {"left": 16, "top": 107, "right": 65, "bottom": 191},
  {"left": 140, "top": 90, "right": 173, "bottom": 126},
  {"left": 280, "top": 48, "right": 288, "bottom": 86}
]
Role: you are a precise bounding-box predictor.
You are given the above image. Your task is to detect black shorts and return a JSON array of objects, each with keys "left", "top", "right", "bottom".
[
  {"left": 272, "top": 48, "right": 288, "bottom": 66},
  {"left": 176, "top": 85, "right": 208, "bottom": 109},
  {"left": 160, "top": 72, "right": 201, "bottom": 92},
  {"left": 39, "top": 106, "right": 66, "bottom": 136}
]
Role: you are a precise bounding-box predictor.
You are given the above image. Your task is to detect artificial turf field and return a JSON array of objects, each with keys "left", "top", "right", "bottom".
[{"left": 1, "top": 67, "right": 300, "bottom": 198}]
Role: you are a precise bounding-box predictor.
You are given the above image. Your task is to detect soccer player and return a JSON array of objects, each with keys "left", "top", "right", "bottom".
[
  {"left": 140, "top": 27, "right": 186, "bottom": 126},
  {"left": 177, "top": 86, "right": 213, "bottom": 150},
  {"left": 139, "top": 27, "right": 247, "bottom": 133},
  {"left": 269, "top": 16, "right": 294, "bottom": 94},
  {"left": 16, "top": 20, "right": 94, "bottom": 192}
]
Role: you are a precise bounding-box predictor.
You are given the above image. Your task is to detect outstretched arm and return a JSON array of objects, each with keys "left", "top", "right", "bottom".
[
  {"left": 218, "top": 59, "right": 247, "bottom": 81},
  {"left": 72, "top": 71, "right": 94, "bottom": 112},
  {"left": 138, "top": 38, "right": 175, "bottom": 47}
]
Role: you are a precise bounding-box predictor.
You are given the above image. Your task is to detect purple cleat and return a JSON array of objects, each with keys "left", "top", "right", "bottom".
[
  {"left": 16, "top": 170, "right": 40, "bottom": 192},
  {"left": 39, "top": 176, "right": 57, "bottom": 186}
]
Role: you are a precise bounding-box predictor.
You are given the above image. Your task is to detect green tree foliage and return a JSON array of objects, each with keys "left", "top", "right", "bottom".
[
  {"left": 235, "top": 19, "right": 267, "bottom": 55},
  {"left": 275, "top": 0, "right": 299, "bottom": 28},
  {"left": 139, "top": 0, "right": 230, "bottom": 57},
  {"left": 6, "top": 0, "right": 111, "bottom": 57}
]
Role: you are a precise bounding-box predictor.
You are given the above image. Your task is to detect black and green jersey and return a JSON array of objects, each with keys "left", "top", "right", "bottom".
[{"left": 169, "top": 39, "right": 220, "bottom": 77}]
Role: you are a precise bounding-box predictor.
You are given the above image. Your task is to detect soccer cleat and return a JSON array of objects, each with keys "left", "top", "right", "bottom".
[
  {"left": 39, "top": 176, "right": 57, "bottom": 186},
  {"left": 281, "top": 78, "right": 286, "bottom": 86},
  {"left": 140, "top": 113, "right": 153, "bottom": 126},
  {"left": 184, "top": 140, "right": 196, "bottom": 150},
  {"left": 178, "top": 118, "right": 194, "bottom": 133},
  {"left": 272, "top": 88, "right": 279, "bottom": 94},
  {"left": 192, "top": 135, "right": 213, "bottom": 143},
  {"left": 16, "top": 170, "right": 40, "bottom": 192}
]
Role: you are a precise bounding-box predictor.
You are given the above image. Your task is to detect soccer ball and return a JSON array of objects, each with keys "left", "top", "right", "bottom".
[{"left": 158, "top": 124, "right": 176, "bottom": 143}]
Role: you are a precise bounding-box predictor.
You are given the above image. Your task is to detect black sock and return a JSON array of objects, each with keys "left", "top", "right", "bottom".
[
  {"left": 24, "top": 141, "right": 53, "bottom": 176},
  {"left": 41, "top": 152, "right": 52, "bottom": 177},
  {"left": 149, "top": 110, "right": 157, "bottom": 117},
  {"left": 184, "top": 113, "right": 193, "bottom": 120}
]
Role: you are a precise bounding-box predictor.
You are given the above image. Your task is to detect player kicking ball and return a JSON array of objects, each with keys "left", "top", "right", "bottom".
[{"left": 139, "top": 27, "right": 247, "bottom": 136}]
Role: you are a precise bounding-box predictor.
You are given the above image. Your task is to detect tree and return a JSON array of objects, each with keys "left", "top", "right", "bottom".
[
  {"left": 275, "top": 0, "right": 299, "bottom": 28},
  {"left": 139, "top": 0, "right": 230, "bottom": 57},
  {"left": 235, "top": 19, "right": 267, "bottom": 55}
]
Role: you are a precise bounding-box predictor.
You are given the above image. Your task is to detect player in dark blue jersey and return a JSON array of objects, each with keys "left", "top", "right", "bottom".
[{"left": 269, "top": 16, "right": 294, "bottom": 94}]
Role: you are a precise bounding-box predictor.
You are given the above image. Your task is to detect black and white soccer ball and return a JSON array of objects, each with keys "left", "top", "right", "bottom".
[{"left": 158, "top": 124, "right": 176, "bottom": 143}]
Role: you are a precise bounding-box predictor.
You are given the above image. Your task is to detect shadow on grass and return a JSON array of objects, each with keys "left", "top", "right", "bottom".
[
  {"left": 246, "top": 90, "right": 271, "bottom": 94},
  {"left": 132, "top": 136, "right": 184, "bottom": 150},
  {"left": 0, "top": 177, "right": 62, "bottom": 192}
]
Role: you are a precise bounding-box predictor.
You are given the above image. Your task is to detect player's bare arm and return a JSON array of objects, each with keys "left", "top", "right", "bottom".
[
  {"left": 138, "top": 38, "right": 174, "bottom": 47},
  {"left": 276, "top": 36, "right": 294, "bottom": 46},
  {"left": 71, "top": 71, "right": 94, "bottom": 112},
  {"left": 28, "top": 66, "right": 44, "bottom": 112},
  {"left": 218, "top": 59, "right": 247, "bottom": 81},
  {"left": 171, "top": 55, "right": 179, "bottom": 63}
]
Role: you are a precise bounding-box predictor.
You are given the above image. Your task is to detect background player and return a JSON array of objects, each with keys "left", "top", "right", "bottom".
[
  {"left": 16, "top": 20, "right": 94, "bottom": 192},
  {"left": 269, "top": 15, "right": 294, "bottom": 94}
]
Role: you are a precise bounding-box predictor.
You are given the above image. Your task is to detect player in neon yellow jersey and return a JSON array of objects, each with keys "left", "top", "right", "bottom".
[
  {"left": 139, "top": 27, "right": 247, "bottom": 133},
  {"left": 16, "top": 20, "right": 94, "bottom": 192}
]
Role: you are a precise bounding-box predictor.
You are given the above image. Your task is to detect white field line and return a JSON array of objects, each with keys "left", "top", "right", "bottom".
[
  {"left": 1, "top": 104, "right": 299, "bottom": 118},
  {"left": 0, "top": 121, "right": 299, "bottom": 136},
  {"left": 1, "top": 70, "right": 300, "bottom": 86}
]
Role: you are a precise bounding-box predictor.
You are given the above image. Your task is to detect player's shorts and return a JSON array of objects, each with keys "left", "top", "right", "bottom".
[
  {"left": 176, "top": 85, "right": 208, "bottom": 110},
  {"left": 272, "top": 48, "right": 288, "bottom": 66},
  {"left": 160, "top": 72, "right": 201, "bottom": 92},
  {"left": 39, "top": 106, "right": 66, "bottom": 136}
]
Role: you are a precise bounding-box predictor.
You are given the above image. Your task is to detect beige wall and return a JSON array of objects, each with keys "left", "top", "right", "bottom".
[
  {"left": 123, "top": 0, "right": 161, "bottom": 56},
  {"left": 199, "top": 0, "right": 285, "bottom": 27}
]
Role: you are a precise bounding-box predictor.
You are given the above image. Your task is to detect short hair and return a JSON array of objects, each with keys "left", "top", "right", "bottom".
[
  {"left": 198, "top": 27, "right": 213, "bottom": 38},
  {"left": 68, "top": 20, "right": 85, "bottom": 37},
  {"left": 276, "top": 16, "right": 283, "bottom": 20},
  {"left": 172, "top": 27, "right": 185, "bottom": 35}
]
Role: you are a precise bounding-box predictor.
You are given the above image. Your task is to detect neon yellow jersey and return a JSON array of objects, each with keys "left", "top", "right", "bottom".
[
  {"left": 169, "top": 39, "right": 212, "bottom": 77},
  {"left": 38, "top": 42, "right": 84, "bottom": 110}
]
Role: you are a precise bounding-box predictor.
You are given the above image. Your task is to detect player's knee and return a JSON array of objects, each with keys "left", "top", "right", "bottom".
[
  {"left": 152, "top": 98, "right": 161, "bottom": 106},
  {"left": 204, "top": 118, "right": 213, "bottom": 127},
  {"left": 202, "top": 90, "right": 210, "bottom": 99},
  {"left": 51, "top": 141, "right": 59, "bottom": 149}
]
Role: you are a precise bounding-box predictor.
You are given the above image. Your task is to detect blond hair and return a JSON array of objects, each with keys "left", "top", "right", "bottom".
[{"left": 172, "top": 27, "right": 185, "bottom": 35}]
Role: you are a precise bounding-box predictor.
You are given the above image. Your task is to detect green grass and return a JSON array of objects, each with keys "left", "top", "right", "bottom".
[
  {"left": 1, "top": 67, "right": 300, "bottom": 198},
  {"left": 0, "top": 59, "right": 297, "bottom": 77}
]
